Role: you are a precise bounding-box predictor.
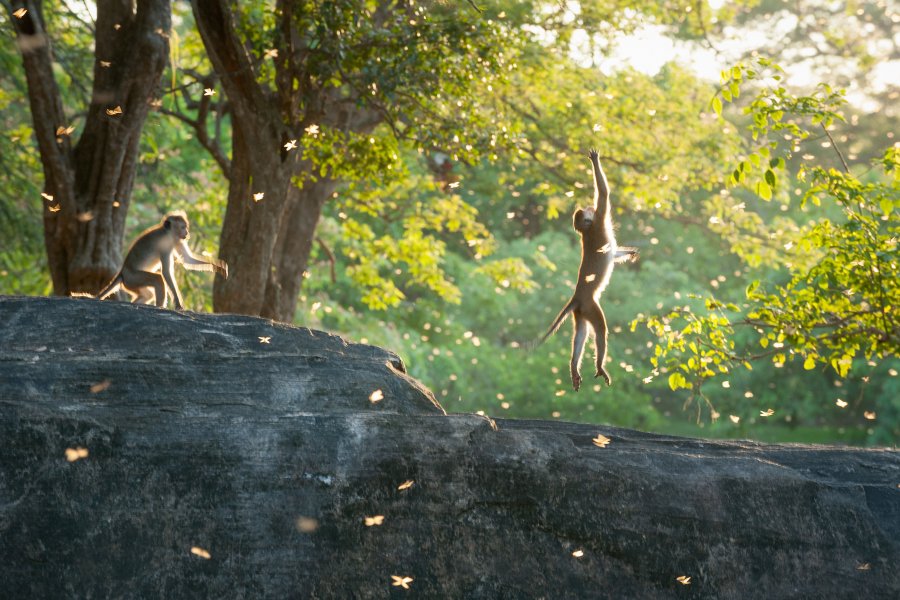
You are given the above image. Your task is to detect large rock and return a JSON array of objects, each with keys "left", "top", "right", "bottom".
[{"left": 1, "top": 296, "right": 898, "bottom": 599}]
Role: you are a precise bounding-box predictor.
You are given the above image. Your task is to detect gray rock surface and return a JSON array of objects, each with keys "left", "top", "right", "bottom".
[{"left": 1, "top": 296, "right": 898, "bottom": 599}]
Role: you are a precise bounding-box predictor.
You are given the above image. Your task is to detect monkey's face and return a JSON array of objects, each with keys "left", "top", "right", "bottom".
[
  {"left": 572, "top": 207, "right": 595, "bottom": 232},
  {"left": 165, "top": 216, "right": 190, "bottom": 240}
]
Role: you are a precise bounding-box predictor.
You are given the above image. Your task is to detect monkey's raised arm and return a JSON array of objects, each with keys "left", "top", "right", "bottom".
[
  {"left": 176, "top": 241, "right": 228, "bottom": 278},
  {"left": 588, "top": 149, "right": 610, "bottom": 220}
]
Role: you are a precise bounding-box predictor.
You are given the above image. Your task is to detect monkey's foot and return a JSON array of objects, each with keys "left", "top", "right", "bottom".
[
  {"left": 571, "top": 372, "right": 582, "bottom": 392},
  {"left": 595, "top": 368, "right": 612, "bottom": 386}
]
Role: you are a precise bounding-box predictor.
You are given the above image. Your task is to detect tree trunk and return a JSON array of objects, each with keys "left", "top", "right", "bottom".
[
  {"left": 210, "top": 124, "right": 335, "bottom": 321},
  {"left": 260, "top": 179, "right": 336, "bottom": 321},
  {"left": 193, "top": 0, "right": 382, "bottom": 322},
  {"left": 9, "top": 0, "right": 171, "bottom": 295},
  {"left": 211, "top": 126, "right": 293, "bottom": 316}
]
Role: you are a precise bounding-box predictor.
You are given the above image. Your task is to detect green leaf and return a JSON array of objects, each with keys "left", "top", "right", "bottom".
[
  {"left": 765, "top": 169, "right": 776, "bottom": 187},
  {"left": 711, "top": 96, "right": 723, "bottom": 116},
  {"left": 803, "top": 355, "right": 817, "bottom": 370},
  {"left": 668, "top": 372, "right": 688, "bottom": 391},
  {"left": 756, "top": 180, "right": 772, "bottom": 200}
]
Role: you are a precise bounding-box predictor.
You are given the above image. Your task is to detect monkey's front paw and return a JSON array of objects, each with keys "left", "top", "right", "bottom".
[
  {"left": 571, "top": 372, "right": 582, "bottom": 392},
  {"left": 595, "top": 368, "right": 612, "bottom": 386},
  {"left": 588, "top": 148, "right": 599, "bottom": 160}
]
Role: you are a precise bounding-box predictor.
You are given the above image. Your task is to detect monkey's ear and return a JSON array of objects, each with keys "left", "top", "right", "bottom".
[{"left": 163, "top": 218, "right": 172, "bottom": 230}]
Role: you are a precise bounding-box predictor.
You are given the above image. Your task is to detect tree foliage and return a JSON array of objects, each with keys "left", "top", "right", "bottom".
[{"left": 638, "top": 59, "right": 898, "bottom": 414}]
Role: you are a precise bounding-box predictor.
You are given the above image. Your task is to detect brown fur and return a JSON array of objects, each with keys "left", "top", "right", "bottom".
[
  {"left": 91, "top": 212, "right": 227, "bottom": 309},
  {"left": 540, "top": 150, "right": 637, "bottom": 391}
]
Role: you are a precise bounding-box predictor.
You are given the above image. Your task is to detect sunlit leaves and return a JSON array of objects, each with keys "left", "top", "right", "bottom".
[
  {"left": 190, "top": 546, "right": 211, "bottom": 559},
  {"left": 754, "top": 180, "right": 772, "bottom": 201},
  {"left": 514, "top": 61, "right": 736, "bottom": 220},
  {"left": 336, "top": 153, "right": 501, "bottom": 310},
  {"left": 90, "top": 379, "right": 111, "bottom": 393},
  {"left": 668, "top": 372, "right": 689, "bottom": 391},
  {"left": 65, "top": 447, "right": 89, "bottom": 462},
  {"left": 592, "top": 434, "right": 610, "bottom": 448},
  {"left": 715, "top": 59, "right": 848, "bottom": 206},
  {"left": 473, "top": 258, "right": 536, "bottom": 293},
  {"left": 391, "top": 575, "right": 413, "bottom": 590},
  {"left": 295, "top": 517, "right": 319, "bottom": 533},
  {"left": 364, "top": 515, "right": 385, "bottom": 526},
  {"left": 640, "top": 61, "right": 899, "bottom": 420},
  {"left": 397, "top": 480, "right": 414, "bottom": 491}
]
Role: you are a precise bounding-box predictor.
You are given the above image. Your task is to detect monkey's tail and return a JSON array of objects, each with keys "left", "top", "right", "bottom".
[
  {"left": 537, "top": 298, "right": 576, "bottom": 346},
  {"left": 94, "top": 273, "right": 124, "bottom": 300}
]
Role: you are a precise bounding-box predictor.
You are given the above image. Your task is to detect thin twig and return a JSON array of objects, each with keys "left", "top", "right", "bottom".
[
  {"left": 820, "top": 123, "right": 850, "bottom": 173},
  {"left": 316, "top": 236, "right": 337, "bottom": 283}
]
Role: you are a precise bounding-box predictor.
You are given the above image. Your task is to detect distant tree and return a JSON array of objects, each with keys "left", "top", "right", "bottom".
[{"left": 7, "top": 0, "right": 171, "bottom": 295}]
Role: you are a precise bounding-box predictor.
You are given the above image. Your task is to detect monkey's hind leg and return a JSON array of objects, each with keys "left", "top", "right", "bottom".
[
  {"left": 570, "top": 312, "right": 589, "bottom": 391},
  {"left": 132, "top": 287, "right": 156, "bottom": 305},
  {"left": 586, "top": 303, "right": 612, "bottom": 386},
  {"left": 122, "top": 270, "right": 167, "bottom": 308}
]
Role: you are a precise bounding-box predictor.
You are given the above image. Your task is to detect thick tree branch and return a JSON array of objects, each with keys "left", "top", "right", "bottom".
[
  {"left": 159, "top": 107, "right": 232, "bottom": 176},
  {"left": 8, "top": 0, "right": 75, "bottom": 203},
  {"left": 191, "top": 0, "right": 277, "bottom": 150}
]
